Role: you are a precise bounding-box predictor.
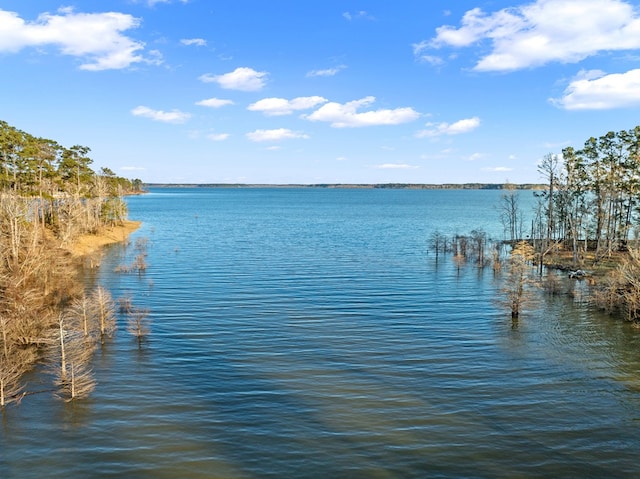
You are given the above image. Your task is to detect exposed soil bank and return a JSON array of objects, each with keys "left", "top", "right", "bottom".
[{"left": 68, "top": 220, "right": 142, "bottom": 257}]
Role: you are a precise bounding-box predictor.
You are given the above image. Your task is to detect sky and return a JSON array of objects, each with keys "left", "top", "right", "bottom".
[{"left": 1, "top": 0, "right": 640, "bottom": 184}]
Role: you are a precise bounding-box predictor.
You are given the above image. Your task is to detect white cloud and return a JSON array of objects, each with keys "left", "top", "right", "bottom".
[
  {"left": 147, "top": 0, "right": 189, "bottom": 6},
  {"left": 343, "top": 11, "right": 375, "bottom": 21},
  {"left": 306, "top": 65, "right": 347, "bottom": 77},
  {"left": 551, "top": 68, "right": 640, "bottom": 109},
  {"left": 417, "top": 0, "right": 640, "bottom": 71},
  {"left": 412, "top": 49, "right": 445, "bottom": 67},
  {"left": 305, "top": 96, "right": 420, "bottom": 128},
  {"left": 207, "top": 133, "right": 230, "bottom": 141},
  {"left": 131, "top": 106, "right": 191, "bottom": 123},
  {"left": 181, "top": 38, "right": 206, "bottom": 46},
  {"left": 0, "top": 8, "right": 149, "bottom": 71},
  {"left": 196, "top": 97, "right": 234, "bottom": 108},
  {"left": 246, "top": 128, "right": 310, "bottom": 142},
  {"left": 248, "top": 96, "right": 327, "bottom": 116},
  {"left": 199, "top": 67, "right": 268, "bottom": 91},
  {"left": 467, "top": 153, "right": 485, "bottom": 161},
  {"left": 374, "top": 163, "right": 418, "bottom": 169},
  {"left": 416, "top": 117, "right": 481, "bottom": 138},
  {"left": 483, "top": 166, "right": 513, "bottom": 172}
]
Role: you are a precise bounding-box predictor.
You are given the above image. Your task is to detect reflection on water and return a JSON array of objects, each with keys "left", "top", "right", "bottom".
[{"left": 2, "top": 188, "right": 640, "bottom": 478}]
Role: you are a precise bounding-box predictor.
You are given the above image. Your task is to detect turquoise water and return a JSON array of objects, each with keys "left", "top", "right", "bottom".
[{"left": 2, "top": 188, "right": 640, "bottom": 478}]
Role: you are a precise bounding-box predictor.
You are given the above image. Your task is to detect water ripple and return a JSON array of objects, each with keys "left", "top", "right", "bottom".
[{"left": 3, "top": 188, "right": 640, "bottom": 478}]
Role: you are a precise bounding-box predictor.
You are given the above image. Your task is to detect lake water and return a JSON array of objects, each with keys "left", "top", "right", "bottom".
[{"left": 2, "top": 187, "right": 640, "bottom": 478}]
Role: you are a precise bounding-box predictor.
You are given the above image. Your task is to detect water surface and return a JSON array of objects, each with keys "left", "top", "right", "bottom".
[{"left": 2, "top": 188, "right": 640, "bottom": 478}]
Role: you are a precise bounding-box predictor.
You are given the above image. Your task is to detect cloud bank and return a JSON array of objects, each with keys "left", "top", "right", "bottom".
[
  {"left": 0, "top": 8, "right": 148, "bottom": 70},
  {"left": 248, "top": 96, "right": 328, "bottom": 116},
  {"left": 552, "top": 69, "right": 640, "bottom": 109},
  {"left": 305, "top": 97, "right": 420, "bottom": 128},
  {"left": 416, "top": 0, "right": 640, "bottom": 71}
]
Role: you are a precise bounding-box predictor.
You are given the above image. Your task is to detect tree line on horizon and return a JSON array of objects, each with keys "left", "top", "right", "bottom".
[{"left": 0, "top": 120, "right": 146, "bottom": 408}]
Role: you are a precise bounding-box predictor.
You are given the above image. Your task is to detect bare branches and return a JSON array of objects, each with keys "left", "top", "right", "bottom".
[
  {"left": 594, "top": 248, "right": 640, "bottom": 322},
  {"left": 0, "top": 348, "right": 30, "bottom": 408},
  {"left": 119, "top": 295, "right": 151, "bottom": 344},
  {"left": 51, "top": 315, "right": 96, "bottom": 402},
  {"left": 500, "top": 241, "right": 537, "bottom": 318},
  {"left": 126, "top": 307, "right": 151, "bottom": 344},
  {"left": 115, "top": 237, "right": 149, "bottom": 274},
  {"left": 0, "top": 120, "right": 145, "bottom": 407},
  {"left": 92, "top": 286, "right": 116, "bottom": 343}
]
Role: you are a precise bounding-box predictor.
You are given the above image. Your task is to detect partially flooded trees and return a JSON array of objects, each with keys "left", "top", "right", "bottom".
[
  {"left": 594, "top": 248, "right": 640, "bottom": 322},
  {"left": 0, "top": 350, "right": 28, "bottom": 408},
  {"left": 119, "top": 295, "right": 151, "bottom": 345},
  {"left": 499, "top": 183, "right": 522, "bottom": 244},
  {"left": 429, "top": 230, "right": 447, "bottom": 260},
  {"left": 52, "top": 315, "right": 96, "bottom": 402},
  {"left": 501, "top": 241, "right": 536, "bottom": 318},
  {"left": 126, "top": 307, "right": 151, "bottom": 345},
  {"left": 115, "top": 237, "right": 149, "bottom": 275},
  {"left": 92, "top": 286, "right": 116, "bottom": 343},
  {"left": 0, "top": 120, "right": 145, "bottom": 406}
]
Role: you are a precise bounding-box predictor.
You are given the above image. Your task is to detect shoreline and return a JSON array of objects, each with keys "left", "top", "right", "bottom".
[
  {"left": 145, "top": 182, "right": 545, "bottom": 190},
  {"left": 68, "top": 220, "right": 142, "bottom": 257}
]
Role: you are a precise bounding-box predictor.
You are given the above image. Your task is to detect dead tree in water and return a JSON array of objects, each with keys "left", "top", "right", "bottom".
[
  {"left": 499, "top": 183, "right": 522, "bottom": 245},
  {"left": 429, "top": 230, "right": 447, "bottom": 260},
  {"left": 594, "top": 248, "right": 640, "bottom": 321},
  {"left": 91, "top": 286, "right": 116, "bottom": 343},
  {"left": 51, "top": 315, "right": 96, "bottom": 402},
  {"left": 126, "top": 307, "right": 151, "bottom": 345},
  {"left": 0, "top": 346, "right": 32, "bottom": 408},
  {"left": 501, "top": 241, "right": 536, "bottom": 318}
]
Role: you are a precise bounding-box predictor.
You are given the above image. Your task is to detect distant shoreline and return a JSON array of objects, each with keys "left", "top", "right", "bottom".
[{"left": 145, "top": 183, "right": 545, "bottom": 190}]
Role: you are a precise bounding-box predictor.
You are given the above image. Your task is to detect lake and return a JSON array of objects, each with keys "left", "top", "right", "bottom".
[{"left": 2, "top": 187, "right": 640, "bottom": 478}]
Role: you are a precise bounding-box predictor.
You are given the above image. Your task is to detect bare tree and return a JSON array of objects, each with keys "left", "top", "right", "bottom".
[
  {"left": 51, "top": 315, "right": 96, "bottom": 402},
  {"left": 91, "top": 286, "right": 116, "bottom": 343},
  {"left": 0, "top": 350, "right": 29, "bottom": 408},
  {"left": 594, "top": 248, "right": 640, "bottom": 321},
  {"left": 67, "top": 293, "right": 96, "bottom": 340},
  {"left": 126, "top": 307, "right": 151, "bottom": 345},
  {"left": 429, "top": 230, "right": 448, "bottom": 260},
  {"left": 501, "top": 241, "right": 536, "bottom": 318},
  {"left": 499, "top": 183, "right": 522, "bottom": 244}
]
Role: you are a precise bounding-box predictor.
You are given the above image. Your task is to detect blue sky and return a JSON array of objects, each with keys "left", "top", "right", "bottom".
[{"left": 1, "top": 0, "right": 640, "bottom": 184}]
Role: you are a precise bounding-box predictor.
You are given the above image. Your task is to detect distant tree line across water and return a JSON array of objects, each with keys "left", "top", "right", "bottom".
[
  {"left": 147, "top": 183, "right": 544, "bottom": 190},
  {"left": 0, "top": 120, "right": 146, "bottom": 407}
]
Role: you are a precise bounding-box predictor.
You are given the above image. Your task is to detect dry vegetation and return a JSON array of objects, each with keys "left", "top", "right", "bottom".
[
  {"left": 0, "top": 120, "right": 146, "bottom": 409},
  {"left": 0, "top": 193, "right": 144, "bottom": 406}
]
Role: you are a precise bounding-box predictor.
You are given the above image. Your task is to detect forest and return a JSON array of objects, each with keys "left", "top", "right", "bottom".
[
  {"left": 496, "top": 126, "right": 640, "bottom": 320},
  {"left": 431, "top": 126, "right": 640, "bottom": 320},
  {"left": 0, "top": 120, "right": 145, "bottom": 407}
]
